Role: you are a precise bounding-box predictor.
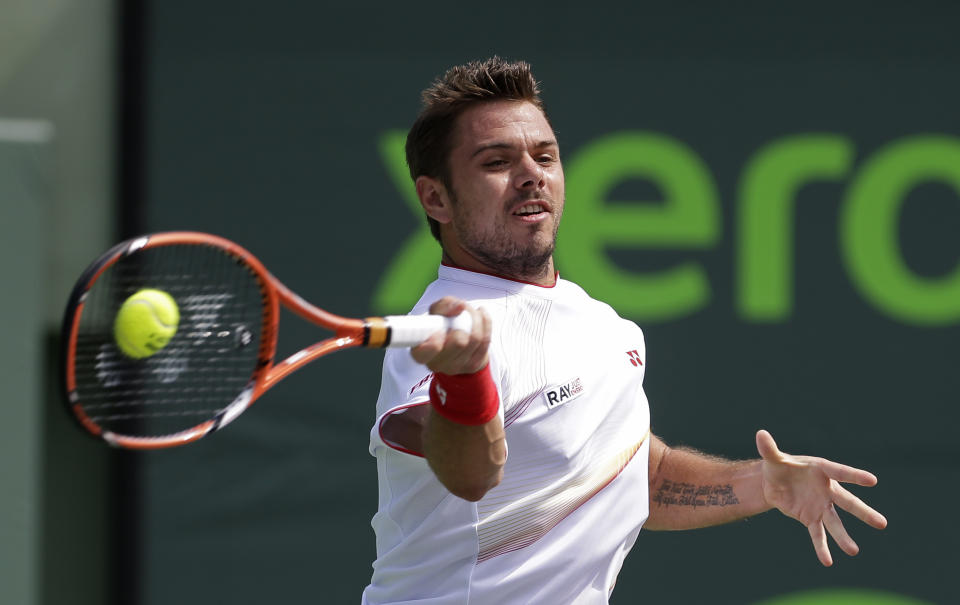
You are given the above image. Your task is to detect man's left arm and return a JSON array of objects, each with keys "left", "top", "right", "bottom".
[{"left": 645, "top": 430, "right": 888, "bottom": 566}]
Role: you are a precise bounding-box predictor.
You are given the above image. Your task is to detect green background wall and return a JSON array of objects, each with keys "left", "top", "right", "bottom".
[
  {"left": 128, "top": 1, "right": 957, "bottom": 603},
  {"left": 1, "top": 2, "right": 115, "bottom": 604}
]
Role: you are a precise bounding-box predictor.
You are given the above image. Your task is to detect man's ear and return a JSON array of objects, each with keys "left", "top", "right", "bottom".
[{"left": 416, "top": 175, "right": 452, "bottom": 224}]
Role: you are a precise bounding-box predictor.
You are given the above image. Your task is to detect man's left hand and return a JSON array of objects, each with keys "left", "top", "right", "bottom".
[{"left": 757, "top": 429, "right": 888, "bottom": 566}]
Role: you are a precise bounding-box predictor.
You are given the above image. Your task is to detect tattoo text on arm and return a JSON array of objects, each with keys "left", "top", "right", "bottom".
[{"left": 652, "top": 479, "right": 740, "bottom": 508}]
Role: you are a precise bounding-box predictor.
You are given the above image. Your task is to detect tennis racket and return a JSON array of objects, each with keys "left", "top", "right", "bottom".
[{"left": 61, "top": 231, "right": 470, "bottom": 449}]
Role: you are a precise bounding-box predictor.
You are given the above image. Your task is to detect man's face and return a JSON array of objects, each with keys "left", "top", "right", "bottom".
[{"left": 430, "top": 100, "right": 565, "bottom": 283}]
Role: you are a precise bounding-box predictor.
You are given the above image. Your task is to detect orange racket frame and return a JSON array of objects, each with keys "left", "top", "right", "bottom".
[{"left": 62, "top": 231, "right": 469, "bottom": 449}]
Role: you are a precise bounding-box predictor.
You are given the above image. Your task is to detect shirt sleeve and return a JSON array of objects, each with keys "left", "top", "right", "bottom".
[
  {"left": 368, "top": 346, "right": 506, "bottom": 458},
  {"left": 368, "top": 348, "right": 433, "bottom": 457}
]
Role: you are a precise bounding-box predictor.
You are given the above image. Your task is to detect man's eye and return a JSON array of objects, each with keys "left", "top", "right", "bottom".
[{"left": 484, "top": 159, "right": 508, "bottom": 168}]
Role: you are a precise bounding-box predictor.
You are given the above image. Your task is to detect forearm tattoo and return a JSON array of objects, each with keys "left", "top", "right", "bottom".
[{"left": 652, "top": 479, "right": 740, "bottom": 508}]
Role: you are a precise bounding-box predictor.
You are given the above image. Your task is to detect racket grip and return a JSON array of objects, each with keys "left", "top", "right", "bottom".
[{"left": 384, "top": 311, "right": 474, "bottom": 348}]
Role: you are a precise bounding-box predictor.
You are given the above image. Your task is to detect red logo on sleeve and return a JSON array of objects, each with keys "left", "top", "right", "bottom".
[{"left": 409, "top": 372, "right": 434, "bottom": 395}]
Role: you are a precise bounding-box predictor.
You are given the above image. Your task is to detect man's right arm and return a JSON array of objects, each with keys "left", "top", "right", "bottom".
[
  {"left": 423, "top": 410, "right": 506, "bottom": 501},
  {"left": 411, "top": 296, "right": 506, "bottom": 502}
]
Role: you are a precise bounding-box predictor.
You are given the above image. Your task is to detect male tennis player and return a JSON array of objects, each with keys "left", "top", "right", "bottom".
[{"left": 362, "top": 57, "right": 886, "bottom": 604}]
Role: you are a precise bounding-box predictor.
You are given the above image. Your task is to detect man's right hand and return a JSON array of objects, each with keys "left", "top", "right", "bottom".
[{"left": 410, "top": 296, "right": 492, "bottom": 375}]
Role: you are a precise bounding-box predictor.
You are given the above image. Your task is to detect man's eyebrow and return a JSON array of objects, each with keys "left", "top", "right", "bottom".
[
  {"left": 470, "top": 142, "right": 513, "bottom": 158},
  {"left": 470, "top": 140, "right": 559, "bottom": 158}
]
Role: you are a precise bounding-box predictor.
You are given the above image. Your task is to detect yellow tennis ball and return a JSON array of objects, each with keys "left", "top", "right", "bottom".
[{"left": 114, "top": 288, "right": 180, "bottom": 359}]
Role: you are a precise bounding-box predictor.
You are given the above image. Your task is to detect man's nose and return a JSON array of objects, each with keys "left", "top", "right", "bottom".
[{"left": 513, "top": 155, "right": 544, "bottom": 190}]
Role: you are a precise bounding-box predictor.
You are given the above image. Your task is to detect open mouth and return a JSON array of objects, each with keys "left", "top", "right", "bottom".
[{"left": 513, "top": 202, "right": 549, "bottom": 219}]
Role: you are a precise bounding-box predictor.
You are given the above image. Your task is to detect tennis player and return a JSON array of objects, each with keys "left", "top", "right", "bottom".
[{"left": 362, "top": 57, "right": 886, "bottom": 604}]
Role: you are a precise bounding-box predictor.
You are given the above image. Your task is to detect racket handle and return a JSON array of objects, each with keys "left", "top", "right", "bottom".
[{"left": 383, "top": 311, "right": 474, "bottom": 348}]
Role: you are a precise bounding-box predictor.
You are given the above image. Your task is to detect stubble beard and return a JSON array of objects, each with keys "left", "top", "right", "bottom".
[{"left": 449, "top": 190, "right": 562, "bottom": 283}]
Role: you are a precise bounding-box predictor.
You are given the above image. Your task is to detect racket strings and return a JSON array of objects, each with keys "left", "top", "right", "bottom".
[
  {"left": 70, "top": 243, "right": 268, "bottom": 438},
  {"left": 85, "top": 409, "right": 229, "bottom": 421}
]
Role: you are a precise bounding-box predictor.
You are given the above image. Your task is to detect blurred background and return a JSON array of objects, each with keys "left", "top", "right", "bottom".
[{"left": 2, "top": 1, "right": 957, "bottom": 603}]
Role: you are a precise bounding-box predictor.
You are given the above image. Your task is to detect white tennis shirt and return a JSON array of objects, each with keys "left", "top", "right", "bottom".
[{"left": 363, "top": 265, "right": 651, "bottom": 604}]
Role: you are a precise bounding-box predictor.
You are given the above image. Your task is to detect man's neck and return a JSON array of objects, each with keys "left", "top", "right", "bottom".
[{"left": 440, "top": 250, "right": 557, "bottom": 287}]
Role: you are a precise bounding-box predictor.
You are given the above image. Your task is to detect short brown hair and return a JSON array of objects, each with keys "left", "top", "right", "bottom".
[{"left": 406, "top": 57, "right": 547, "bottom": 241}]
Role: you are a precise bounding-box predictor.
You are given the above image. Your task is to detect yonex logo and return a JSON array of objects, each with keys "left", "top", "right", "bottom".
[
  {"left": 626, "top": 350, "right": 643, "bottom": 367},
  {"left": 544, "top": 377, "right": 584, "bottom": 409}
]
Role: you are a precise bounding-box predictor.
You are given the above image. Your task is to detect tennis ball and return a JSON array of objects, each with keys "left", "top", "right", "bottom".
[{"left": 114, "top": 288, "right": 180, "bottom": 359}]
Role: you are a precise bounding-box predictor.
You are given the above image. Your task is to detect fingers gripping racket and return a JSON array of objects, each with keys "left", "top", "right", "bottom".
[{"left": 61, "top": 231, "right": 470, "bottom": 449}]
